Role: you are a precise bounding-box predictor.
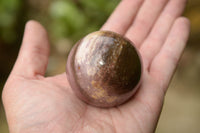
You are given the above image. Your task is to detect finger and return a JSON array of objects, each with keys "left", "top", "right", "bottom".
[
  {"left": 11, "top": 20, "right": 50, "bottom": 77},
  {"left": 125, "top": 0, "right": 168, "bottom": 48},
  {"left": 149, "top": 17, "right": 190, "bottom": 92},
  {"left": 101, "top": 0, "right": 144, "bottom": 35},
  {"left": 140, "top": 0, "right": 187, "bottom": 70},
  {"left": 125, "top": 18, "right": 189, "bottom": 119}
]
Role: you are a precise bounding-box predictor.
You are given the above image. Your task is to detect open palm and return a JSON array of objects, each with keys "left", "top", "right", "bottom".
[{"left": 3, "top": 0, "right": 190, "bottom": 133}]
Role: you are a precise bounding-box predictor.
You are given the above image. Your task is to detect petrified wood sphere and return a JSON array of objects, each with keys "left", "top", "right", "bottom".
[{"left": 66, "top": 31, "right": 142, "bottom": 107}]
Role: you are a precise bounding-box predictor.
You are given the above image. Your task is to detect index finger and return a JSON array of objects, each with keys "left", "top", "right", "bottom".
[{"left": 101, "top": 0, "right": 144, "bottom": 35}]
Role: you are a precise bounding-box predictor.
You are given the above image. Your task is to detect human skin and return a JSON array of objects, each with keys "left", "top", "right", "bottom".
[{"left": 2, "top": 0, "right": 190, "bottom": 133}]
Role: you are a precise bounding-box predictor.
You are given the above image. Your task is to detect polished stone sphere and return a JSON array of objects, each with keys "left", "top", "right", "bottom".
[{"left": 66, "top": 31, "right": 142, "bottom": 107}]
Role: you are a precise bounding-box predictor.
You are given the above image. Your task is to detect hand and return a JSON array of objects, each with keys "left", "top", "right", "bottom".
[{"left": 2, "top": 0, "right": 190, "bottom": 133}]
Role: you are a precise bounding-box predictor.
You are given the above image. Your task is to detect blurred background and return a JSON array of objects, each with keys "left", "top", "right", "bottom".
[{"left": 0, "top": 0, "right": 199, "bottom": 132}]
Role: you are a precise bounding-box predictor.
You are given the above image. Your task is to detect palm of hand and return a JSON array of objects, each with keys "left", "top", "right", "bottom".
[
  {"left": 5, "top": 71, "right": 159, "bottom": 133},
  {"left": 3, "top": 0, "right": 190, "bottom": 133}
]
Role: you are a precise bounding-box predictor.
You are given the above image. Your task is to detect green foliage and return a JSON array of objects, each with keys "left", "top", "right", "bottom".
[
  {"left": 0, "top": 0, "right": 120, "bottom": 44},
  {"left": 48, "top": 0, "right": 120, "bottom": 42},
  {"left": 80, "top": 0, "right": 118, "bottom": 15},
  {"left": 49, "top": 0, "right": 86, "bottom": 40},
  {"left": 0, "top": 0, "right": 21, "bottom": 43}
]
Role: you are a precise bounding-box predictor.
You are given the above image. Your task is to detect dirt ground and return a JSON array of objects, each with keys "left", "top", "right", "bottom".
[{"left": 156, "top": 48, "right": 200, "bottom": 133}]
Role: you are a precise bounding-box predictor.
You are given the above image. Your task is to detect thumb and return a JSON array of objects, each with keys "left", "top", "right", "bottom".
[{"left": 11, "top": 20, "right": 50, "bottom": 78}]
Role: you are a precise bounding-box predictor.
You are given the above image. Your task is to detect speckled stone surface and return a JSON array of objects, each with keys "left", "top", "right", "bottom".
[{"left": 66, "top": 31, "right": 142, "bottom": 107}]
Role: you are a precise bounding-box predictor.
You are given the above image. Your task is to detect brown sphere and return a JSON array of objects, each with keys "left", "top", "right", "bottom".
[{"left": 66, "top": 31, "right": 142, "bottom": 107}]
